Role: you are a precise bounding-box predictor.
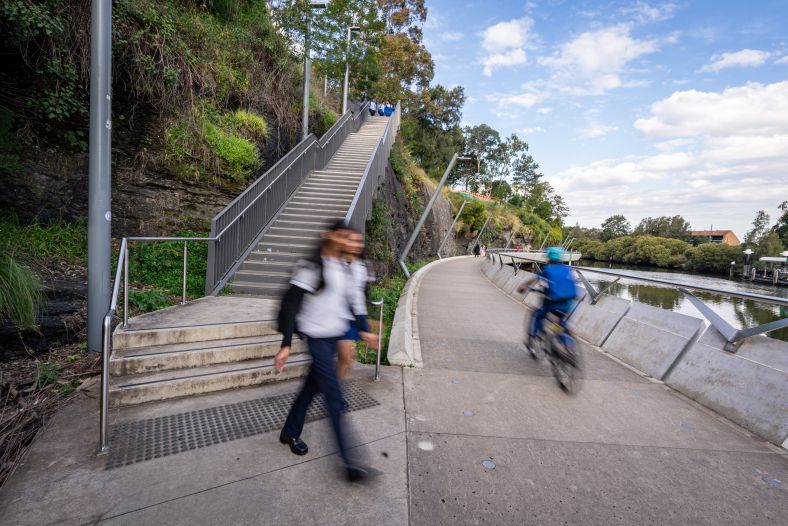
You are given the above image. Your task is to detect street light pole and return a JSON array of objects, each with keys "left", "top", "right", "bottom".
[
  {"left": 399, "top": 155, "right": 473, "bottom": 276},
  {"left": 87, "top": 0, "right": 113, "bottom": 353},
  {"left": 437, "top": 200, "right": 468, "bottom": 259},
  {"left": 302, "top": 2, "right": 326, "bottom": 141},
  {"left": 342, "top": 26, "right": 361, "bottom": 115}
]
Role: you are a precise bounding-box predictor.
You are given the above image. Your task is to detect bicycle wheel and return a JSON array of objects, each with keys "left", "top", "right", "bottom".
[{"left": 549, "top": 336, "right": 581, "bottom": 393}]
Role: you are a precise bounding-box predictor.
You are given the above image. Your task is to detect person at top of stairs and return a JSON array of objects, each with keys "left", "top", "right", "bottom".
[{"left": 275, "top": 220, "right": 379, "bottom": 482}]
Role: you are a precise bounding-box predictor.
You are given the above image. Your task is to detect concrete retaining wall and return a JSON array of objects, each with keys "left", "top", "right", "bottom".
[
  {"left": 665, "top": 327, "right": 788, "bottom": 445},
  {"left": 602, "top": 302, "right": 705, "bottom": 380},
  {"left": 479, "top": 258, "right": 788, "bottom": 448}
]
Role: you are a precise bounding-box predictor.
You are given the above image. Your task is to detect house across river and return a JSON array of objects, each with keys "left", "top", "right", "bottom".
[{"left": 691, "top": 229, "right": 741, "bottom": 246}]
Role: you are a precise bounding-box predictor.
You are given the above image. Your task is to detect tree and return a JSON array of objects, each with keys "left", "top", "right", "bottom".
[
  {"left": 744, "top": 210, "right": 770, "bottom": 246},
  {"left": 377, "top": 0, "right": 427, "bottom": 42},
  {"left": 633, "top": 215, "right": 692, "bottom": 241},
  {"left": 757, "top": 231, "right": 784, "bottom": 257},
  {"left": 772, "top": 201, "right": 788, "bottom": 247},
  {"left": 600, "top": 215, "right": 631, "bottom": 241},
  {"left": 459, "top": 124, "right": 500, "bottom": 189}
]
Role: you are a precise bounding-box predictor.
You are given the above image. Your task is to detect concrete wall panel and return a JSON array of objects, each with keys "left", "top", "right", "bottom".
[
  {"left": 665, "top": 327, "right": 788, "bottom": 445},
  {"left": 602, "top": 302, "right": 705, "bottom": 380},
  {"left": 569, "top": 295, "right": 631, "bottom": 347}
]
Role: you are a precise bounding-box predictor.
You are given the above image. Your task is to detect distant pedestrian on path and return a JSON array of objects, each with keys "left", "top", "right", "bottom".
[
  {"left": 473, "top": 243, "right": 481, "bottom": 257},
  {"left": 369, "top": 100, "right": 377, "bottom": 116},
  {"left": 378, "top": 102, "right": 385, "bottom": 116},
  {"left": 275, "top": 220, "right": 378, "bottom": 482},
  {"left": 384, "top": 102, "right": 394, "bottom": 117}
]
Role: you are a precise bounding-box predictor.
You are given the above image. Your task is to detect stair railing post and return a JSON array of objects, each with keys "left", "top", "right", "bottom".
[
  {"left": 371, "top": 299, "right": 384, "bottom": 382},
  {"left": 182, "top": 241, "right": 188, "bottom": 305},
  {"left": 99, "top": 313, "right": 111, "bottom": 454},
  {"left": 123, "top": 243, "right": 129, "bottom": 327}
]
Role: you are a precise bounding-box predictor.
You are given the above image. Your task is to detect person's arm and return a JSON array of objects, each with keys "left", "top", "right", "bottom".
[{"left": 275, "top": 261, "right": 318, "bottom": 371}]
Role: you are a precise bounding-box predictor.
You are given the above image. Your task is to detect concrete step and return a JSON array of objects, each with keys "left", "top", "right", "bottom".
[
  {"left": 309, "top": 171, "right": 364, "bottom": 180},
  {"left": 272, "top": 218, "right": 335, "bottom": 230},
  {"left": 110, "top": 335, "right": 306, "bottom": 376},
  {"left": 240, "top": 259, "right": 295, "bottom": 273},
  {"left": 232, "top": 270, "right": 291, "bottom": 286},
  {"left": 297, "top": 189, "right": 357, "bottom": 200},
  {"left": 229, "top": 281, "right": 290, "bottom": 297},
  {"left": 290, "top": 195, "right": 352, "bottom": 206},
  {"left": 282, "top": 202, "right": 347, "bottom": 218},
  {"left": 257, "top": 239, "right": 320, "bottom": 252},
  {"left": 108, "top": 354, "right": 311, "bottom": 407},
  {"left": 112, "top": 320, "right": 278, "bottom": 350},
  {"left": 301, "top": 179, "right": 358, "bottom": 192},
  {"left": 266, "top": 226, "right": 324, "bottom": 238},
  {"left": 247, "top": 250, "right": 311, "bottom": 263}
]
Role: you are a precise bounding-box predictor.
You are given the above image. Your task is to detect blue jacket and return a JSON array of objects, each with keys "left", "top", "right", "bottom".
[{"left": 539, "top": 264, "right": 578, "bottom": 302}]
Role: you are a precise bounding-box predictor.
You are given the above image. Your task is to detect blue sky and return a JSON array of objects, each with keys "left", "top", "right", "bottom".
[{"left": 421, "top": 0, "right": 788, "bottom": 238}]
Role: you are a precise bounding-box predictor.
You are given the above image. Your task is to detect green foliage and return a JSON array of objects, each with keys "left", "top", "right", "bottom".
[
  {"left": 128, "top": 289, "right": 171, "bottom": 313},
  {"left": 0, "top": 215, "right": 87, "bottom": 264},
  {"left": 60, "top": 378, "right": 82, "bottom": 396},
  {"left": 685, "top": 243, "right": 743, "bottom": 273},
  {"left": 757, "top": 231, "right": 784, "bottom": 258},
  {"left": 0, "top": 253, "right": 43, "bottom": 330},
  {"left": 600, "top": 215, "right": 631, "bottom": 241},
  {"left": 204, "top": 123, "right": 261, "bottom": 181},
  {"left": 574, "top": 235, "right": 689, "bottom": 268},
  {"left": 35, "top": 360, "right": 60, "bottom": 388},
  {"left": 225, "top": 110, "right": 269, "bottom": 141},
  {"left": 366, "top": 202, "right": 392, "bottom": 260},
  {"left": 633, "top": 215, "right": 692, "bottom": 241},
  {"left": 129, "top": 230, "right": 208, "bottom": 299}
]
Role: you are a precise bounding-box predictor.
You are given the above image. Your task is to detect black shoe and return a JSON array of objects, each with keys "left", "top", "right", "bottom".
[
  {"left": 279, "top": 430, "right": 308, "bottom": 456},
  {"left": 346, "top": 464, "right": 369, "bottom": 483}
]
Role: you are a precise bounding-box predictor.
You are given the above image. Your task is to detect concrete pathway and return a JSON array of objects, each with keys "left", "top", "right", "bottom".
[
  {"left": 405, "top": 257, "right": 787, "bottom": 525},
  {"left": 2, "top": 257, "right": 786, "bottom": 525}
]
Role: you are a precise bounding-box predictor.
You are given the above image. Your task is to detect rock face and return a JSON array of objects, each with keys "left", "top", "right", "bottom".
[{"left": 368, "top": 164, "right": 461, "bottom": 276}]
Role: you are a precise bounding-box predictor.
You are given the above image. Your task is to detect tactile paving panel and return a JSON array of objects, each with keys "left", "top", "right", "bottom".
[{"left": 104, "top": 382, "right": 379, "bottom": 470}]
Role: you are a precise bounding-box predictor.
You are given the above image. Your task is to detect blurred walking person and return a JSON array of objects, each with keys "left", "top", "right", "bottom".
[
  {"left": 275, "top": 220, "right": 378, "bottom": 482},
  {"left": 369, "top": 99, "right": 377, "bottom": 117},
  {"left": 337, "top": 230, "right": 375, "bottom": 381}
]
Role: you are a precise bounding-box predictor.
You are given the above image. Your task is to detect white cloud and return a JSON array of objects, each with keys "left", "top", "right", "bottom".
[
  {"left": 537, "top": 107, "right": 553, "bottom": 115},
  {"left": 622, "top": 2, "right": 677, "bottom": 24},
  {"left": 440, "top": 31, "right": 463, "bottom": 42},
  {"left": 514, "top": 126, "right": 546, "bottom": 135},
  {"left": 486, "top": 90, "right": 549, "bottom": 117},
  {"left": 537, "top": 24, "right": 662, "bottom": 95},
  {"left": 775, "top": 55, "right": 788, "bottom": 65},
  {"left": 698, "top": 49, "right": 772, "bottom": 73},
  {"left": 483, "top": 49, "right": 527, "bottom": 76},
  {"left": 635, "top": 81, "right": 788, "bottom": 137},
  {"left": 577, "top": 123, "right": 619, "bottom": 139},
  {"left": 479, "top": 17, "right": 534, "bottom": 76},
  {"left": 555, "top": 80, "right": 788, "bottom": 235}
]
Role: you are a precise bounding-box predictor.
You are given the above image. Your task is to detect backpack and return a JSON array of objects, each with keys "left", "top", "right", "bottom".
[{"left": 541, "top": 264, "right": 578, "bottom": 302}]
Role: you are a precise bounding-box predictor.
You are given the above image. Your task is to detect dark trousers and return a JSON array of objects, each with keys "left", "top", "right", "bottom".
[{"left": 283, "top": 336, "right": 354, "bottom": 465}]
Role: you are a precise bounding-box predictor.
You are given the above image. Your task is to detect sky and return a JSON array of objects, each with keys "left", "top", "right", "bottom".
[{"left": 421, "top": 0, "right": 788, "bottom": 238}]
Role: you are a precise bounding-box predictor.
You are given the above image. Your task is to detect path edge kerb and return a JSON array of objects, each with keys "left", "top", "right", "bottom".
[{"left": 388, "top": 256, "right": 473, "bottom": 368}]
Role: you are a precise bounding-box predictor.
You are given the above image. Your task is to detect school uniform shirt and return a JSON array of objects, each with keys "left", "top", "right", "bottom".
[
  {"left": 289, "top": 257, "right": 354, "bottom": 339},
  {"left": 344, "top": 259, "right": 374, "bottom": 319}
]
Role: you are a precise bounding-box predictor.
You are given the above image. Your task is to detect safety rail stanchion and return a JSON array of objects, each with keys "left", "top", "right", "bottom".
[
  {"left": 371, "top": 299, "right": 384, "bottom": 382},
  {"left": 182, "top": 241, "right": 188, "bottom": 305}
]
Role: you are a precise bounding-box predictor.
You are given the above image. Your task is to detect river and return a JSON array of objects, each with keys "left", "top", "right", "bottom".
[{"left": 573, "top": 260, "right": 788, "bottom": 342}]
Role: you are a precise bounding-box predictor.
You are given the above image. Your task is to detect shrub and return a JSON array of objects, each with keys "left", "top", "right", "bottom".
[
  {"left": 35, "top": 360, "right": 60, "bottom": 388},
  {"left": 224, "top": 110, "right": 269, "bottom": 141},
  {"left": 128, "top": 289, "right": 170, "bottom": 313},
  {"left": 204, "top": 123, "right": 260, "bottom": 181},
  {"left": 685, "top": 243, "right": 743, "bottom": 273},
  {"left": 0, "top": 253, "right": 43, "bottom": 330}
]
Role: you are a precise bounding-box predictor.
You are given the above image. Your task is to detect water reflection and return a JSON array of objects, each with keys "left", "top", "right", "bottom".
[{"left": 583, "top": 270, "right": 788, "bottom": 342}]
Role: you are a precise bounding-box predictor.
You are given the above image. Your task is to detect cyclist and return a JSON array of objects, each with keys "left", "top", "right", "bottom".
[{"left": 518, "top": 246, "right": 578, "bottom": 351}]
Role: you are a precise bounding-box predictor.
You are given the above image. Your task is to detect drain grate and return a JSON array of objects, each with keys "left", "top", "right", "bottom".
[{"left": 104, "top": 382, "right": 379, "bottom": 470}]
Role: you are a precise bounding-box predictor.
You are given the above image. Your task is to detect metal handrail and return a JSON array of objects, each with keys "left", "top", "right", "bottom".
[
  {"left": 345, "top": 103, "right": 400, "bottom": 233},
  {"left": 488, "top": 250, "right": 788, "bottom": 350},
  {"left": 98, "top": 102, "right": 375, "bottom": 453},
  {"left": 205, "top": 103, "right": 370, "bottom": 295}
]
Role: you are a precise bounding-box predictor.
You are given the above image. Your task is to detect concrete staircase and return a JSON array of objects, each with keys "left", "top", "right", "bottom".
[
  {"left": 230, "top": 117, "right": 390, "bottom": 296},
  {"left": 108, "top": 298, "right": 309, "bottom": 407},
  {"left": 108, "top": 118, "right": 393, "bottom": 407}
]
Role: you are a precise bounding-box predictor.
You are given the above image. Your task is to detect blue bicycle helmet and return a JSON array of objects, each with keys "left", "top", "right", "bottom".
[{"left": 546, "top": 246, "right": 565, "bottom": 262}]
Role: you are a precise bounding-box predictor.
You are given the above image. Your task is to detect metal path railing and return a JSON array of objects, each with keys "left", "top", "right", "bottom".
[
  {"left": 205, "top": 103, "right": 370, "bottom": 295},
  {"left": 486, "top": 250, "right": 788, "bottom": 350},
  {"left": 345, "top": 102, "right": 400, "bottom": 234}
]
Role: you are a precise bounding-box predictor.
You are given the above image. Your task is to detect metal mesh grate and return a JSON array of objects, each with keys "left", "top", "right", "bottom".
[{"left": 104, "top": 382, "right": 379, "bottom": 470}]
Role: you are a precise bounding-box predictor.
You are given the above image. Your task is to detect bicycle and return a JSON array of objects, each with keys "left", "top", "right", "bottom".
[{"left": 523, "top": 289, "right": 583, "bottom": 393}]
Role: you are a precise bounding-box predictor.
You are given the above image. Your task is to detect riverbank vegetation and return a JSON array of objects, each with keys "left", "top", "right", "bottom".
[{"left": 567, "top": 203, "right": 787, "bottom": 274}]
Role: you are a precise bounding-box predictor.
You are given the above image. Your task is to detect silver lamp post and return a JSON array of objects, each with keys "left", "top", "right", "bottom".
[
  {"left": 342, "top": 26, "right": 361, "bottom": 114},
  {"left": 87, "top": 0, "right": 113, "bottom": 353},
  {"left": 302, "top": 2, "right": 327, "bottom": 141}
]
